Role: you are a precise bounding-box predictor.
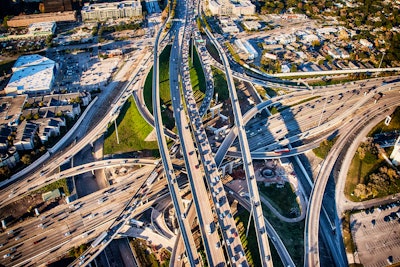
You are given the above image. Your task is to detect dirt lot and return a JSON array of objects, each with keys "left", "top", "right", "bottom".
[{"left": 0, "top": 194, "right": 64, "bottom": 231}]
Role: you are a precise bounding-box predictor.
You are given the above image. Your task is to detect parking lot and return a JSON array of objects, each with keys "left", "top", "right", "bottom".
[{"left": 351, "top": 201, "right": 400, "bottom": 266}]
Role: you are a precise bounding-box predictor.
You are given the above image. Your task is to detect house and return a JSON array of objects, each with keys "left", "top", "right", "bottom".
[
  {"left": 0, "top": 146, "right": 20, "bottom": 169},
  {"left": 14, "top": 120, "right": 38, "bottom": 150},
  {"left": 37, "top": 117, "right": 66, "bottom": 143},
  {"left": 0, "top": 125, "right": 11, "bottom": 150},
  {"left": 360, "top": 39, "right": 373, "bottom": 49},
  {"left": 0, "top": 95, "right": 27, "bottom": 126}
]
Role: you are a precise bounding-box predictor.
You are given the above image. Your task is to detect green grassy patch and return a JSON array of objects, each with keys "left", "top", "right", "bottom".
[
  {"left": 258, "top": 182, "right": 301, "bottom": 218},
  {"left": 270, "top": 106, "right": 279, "bottom": 115},
  {"left": 261, "top": 206, "right": 304, "bottom": 266},
  {"left": 369, "top": 106, "right": 400, "bottom": 136},
  {"left": 313, "top": 137, "right": 339, "bottom": 159},
  {"left": 226, "top": 42, "right": 241, "bottom": 63},
  {"left": 286, "top": 96, "right": 321, "bottom": 109},
  {"left": 264, "top": 87, "right": 278, "bottom": 98},
  {"left": 103, "top": 96, "right": 158, "bottom": 155},
  {"left": 270, "top": 96, "right": 321, "bottom": 114},
  {"left": 189, "top": 46, "right": 206, "bottom": 103},
  {"left": 234, "top": 207, "right": 262, "bottom": 267},
  {"left": 211, "top": 66, "right": 229, "bottom": 101},
  {"left": 34, "top": 178, "right": 70, "bottom": 196},
  {"left": 143, "top": 45, "right": 175, "bottom": 130},
  {"left": 129, "top": 238, "right": 159, "bottom": 266},
  {"left": 345, "top": 138, "right": 400, "bottom": 201}
]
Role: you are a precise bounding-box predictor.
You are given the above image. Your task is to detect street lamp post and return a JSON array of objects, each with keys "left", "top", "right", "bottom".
[
  {"left": 318, "top": 96, "right": 328, "bottom": 127},
  {"left": 245, "top": 198, "right": 254, "bottom": 238}
]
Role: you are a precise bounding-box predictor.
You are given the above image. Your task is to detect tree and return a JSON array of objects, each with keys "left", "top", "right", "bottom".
[
  {"left": 0, "top": 166, "right": 11, "bottom": 180},
  {"left": 21, "top": 154, "right": 32, "bottom": 165},
  {"left": 311, "top": 40, "right": 320, "bottom": 48}
]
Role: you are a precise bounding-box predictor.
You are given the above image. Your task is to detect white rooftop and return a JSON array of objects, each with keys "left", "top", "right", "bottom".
[{"left": 6, "top": 54, "right": 56, "bottom": 95}]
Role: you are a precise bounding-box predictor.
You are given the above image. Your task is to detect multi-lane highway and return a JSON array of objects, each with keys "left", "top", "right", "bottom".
[
  {"left": 304, "top": 90, "right": 400, "bottom": 267},
  {"left": 205, "top": 23, "right": 274, "bottom": 266},
  {"left": 151, "top": 5, "right": 201, "bottom": 266},
  {"left": 2, "top": 158, "right": 158, "bottom": 207},
  {"left": 171, "top": 29, "right": 226, "bottom": 266},
  {"left": 2, "top": 0, "right": 400, "bottom": 266},
  {"left": 177, "top": 5, "right": 248, "bottom": 265},
  {"left": 0, "top": 167, "right": 157, "bottom": 267}
]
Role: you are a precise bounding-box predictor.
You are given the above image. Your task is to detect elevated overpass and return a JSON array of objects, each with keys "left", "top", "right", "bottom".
[{"left": 206, "top": 26, "right": 274, "bottom": 266}]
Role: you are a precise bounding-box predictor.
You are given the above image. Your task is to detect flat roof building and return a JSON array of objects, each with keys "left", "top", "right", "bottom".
[
  {"left": 28, "top": 22, "right": 56, "bottom": 36},
  {"left": 209, "top": 0, "right": 255, "bottom": 16},
  {"left": 5, "top": 55, "right": 57, "bottom": 96},
  {"left": 82, "top": 1, "right": 142, "bottom": 21},
  {"left": 235, "top": 39, "right": 258, "bottom": 60},
  {"left": 7, "top": 12, "right": 75, "bottom": 27}
]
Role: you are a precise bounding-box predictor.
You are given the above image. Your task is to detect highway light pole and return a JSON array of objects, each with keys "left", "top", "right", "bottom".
[
  {"left": 317, "top": 96, "right": 328, "bottom": 127},
  {"left": 191, "top": 35, "right": 194, "bottom": 65},
  {"left": 245, "top": 199, "right": 254, "bottom": 238},
  {"left": 114, "top": 119, "right": 120, "bottom": 144}
]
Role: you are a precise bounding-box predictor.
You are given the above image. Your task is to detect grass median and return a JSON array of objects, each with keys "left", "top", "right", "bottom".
[
  {"left": 103, "top": 96, "right": 158, "bottom": 155},
  {"left": 143, "top": 45, "right": 175, "bottom": 130}
]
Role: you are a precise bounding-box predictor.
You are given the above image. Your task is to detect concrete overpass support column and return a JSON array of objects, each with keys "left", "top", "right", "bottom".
[
  {"left": 385, "top": 116, "right": 392, "bottom": 126},
  {"left": 228, "top": 162, "right": 233, "bottom": 174}
]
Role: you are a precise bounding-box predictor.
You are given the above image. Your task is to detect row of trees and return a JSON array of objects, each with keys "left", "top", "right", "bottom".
[
  {"left": 353, "top": 139, "right": 400, "bottom": 200},
  {"left": 353, "top": 166, "right": 400, "bottom": 200}
]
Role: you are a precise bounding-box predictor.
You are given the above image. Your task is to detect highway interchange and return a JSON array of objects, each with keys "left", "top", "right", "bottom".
[{"left": 1, "top": 0, "right": 400, "bottom": 266}]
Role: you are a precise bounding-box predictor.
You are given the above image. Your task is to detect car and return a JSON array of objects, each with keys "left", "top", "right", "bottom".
[
  {"left": 3, "top": 254, "right": 10, "bottom": 259},
  {"left": 64, "top": 232, "right": 71, "bottom": 237},
  {"left": 14, "top": 236, "right": 20, "bottom": 241}
]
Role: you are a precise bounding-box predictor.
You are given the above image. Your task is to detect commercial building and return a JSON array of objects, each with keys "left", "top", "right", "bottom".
[
  {"left": 220, "top": 18, "right": 240, "bottom": 34},
  {"left": 208, "top": 0, "right": 255, "bottom": 16},
  {"left": 81, "top": 1, "right": 142, "bottom": 21},
  {"left": 277, "top": 34, "right": 296, "bottom": 45},
  {"left": 5, "top": 54, "right": 57, "bottom": 96},
  {"left": 234, "top": 39, "right": 258, "bottom": 60},
  {"left": 6, "top": 12, "right": 76, "bottom": 27},
  {"left": 28, "top": 22, "right": 57, "bottom": 36},
  {"left": 242, "top": 20, "right": 261, "bottom": 31}
]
